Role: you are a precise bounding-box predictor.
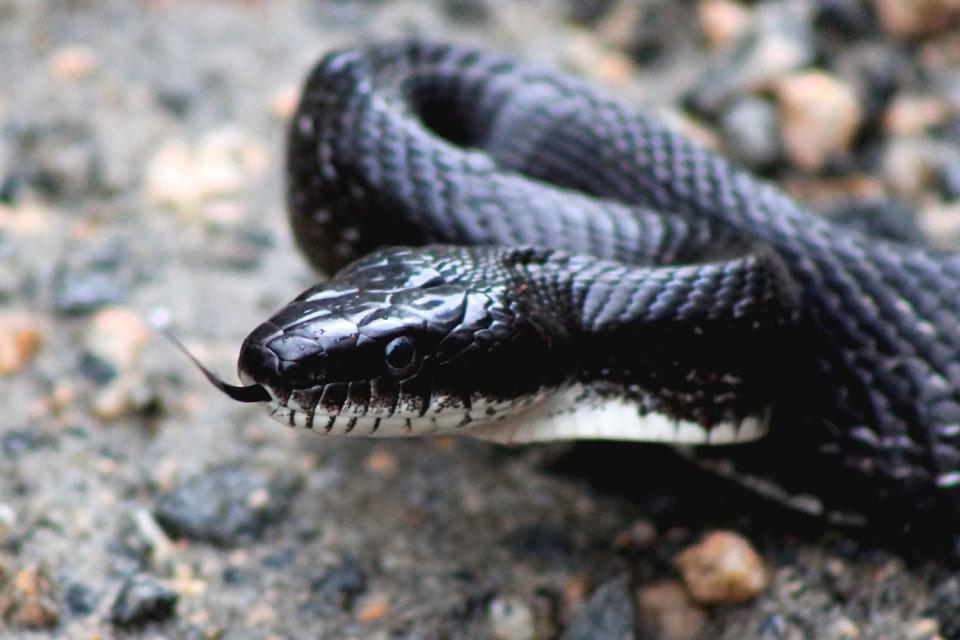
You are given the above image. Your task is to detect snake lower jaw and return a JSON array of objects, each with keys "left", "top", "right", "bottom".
[{"left": 259, "top": 382, "right": 771, "bottom": 447}]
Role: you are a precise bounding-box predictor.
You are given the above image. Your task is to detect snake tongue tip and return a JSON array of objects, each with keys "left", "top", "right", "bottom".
[{"left": 163, "top": 330, "right": 272, "bottom": 403}]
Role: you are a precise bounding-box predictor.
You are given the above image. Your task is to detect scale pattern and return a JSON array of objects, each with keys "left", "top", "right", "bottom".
[{"left": 279, "top": 41, "right": 960, "bottom": 535}]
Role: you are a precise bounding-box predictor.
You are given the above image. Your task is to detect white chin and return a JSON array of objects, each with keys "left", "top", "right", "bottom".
[{"left": 463, "top": 384, "right": 770, "bottom": 446}]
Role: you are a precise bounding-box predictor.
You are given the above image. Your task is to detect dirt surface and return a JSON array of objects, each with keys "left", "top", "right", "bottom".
[{"left": 2, "top": 1, "right": 960, "bottom": 638}]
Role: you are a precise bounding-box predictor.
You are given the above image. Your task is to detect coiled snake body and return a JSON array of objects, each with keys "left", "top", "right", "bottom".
[{"left": 201, "top": 41, "right": 960, "bottom": 539}]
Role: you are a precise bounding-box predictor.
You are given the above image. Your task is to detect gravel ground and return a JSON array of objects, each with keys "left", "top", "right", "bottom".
[{"left": 2, "top": 1, "right": 960, "bottom": 638}]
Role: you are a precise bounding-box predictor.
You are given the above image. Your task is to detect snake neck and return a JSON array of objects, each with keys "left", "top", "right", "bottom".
[{"left": 493, "top": 247, "right": 797, "bottom": 429}]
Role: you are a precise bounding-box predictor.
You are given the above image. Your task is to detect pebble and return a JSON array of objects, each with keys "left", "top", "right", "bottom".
[
  {"left": 784, "top": 175, "right": 886, "bottom": 208},
  {"left": 268, "top": 86, "right": 300, "bottom": 120},
  {"left": 110, "top": 573, "right": 178, "bottom": 628},
  {"left": 0, "top": 314, "right": 41, "bottom": 374},
  {"left": 874, "top": 0, "right": 960, "bottom": 38},
  {"left": 720, "top": 96, "right": 782, "bottom": 168},
  {"left": 594, "top": 0, "right": 645, "bottom": 52},
  {"left": 63, "top": 580, "right": 99, "bottom": 617},
  {"left": 245, "top": 602, "right": 277, "bottom": 626},
  {"left": 83, "top": 307, "right": 149, "bottom": 372},
  {"left": 79, "top": 306, "right": 152, "bottom": 419},
  {"left": 0, "top": 564, "right": 60, "bottom": 629},
  {"left": 489, "top": 597, "right": 537, "bottom": 640},
  {"left": 145, "top": 128, "right": 270, "bottom": 216},
  {"left": 0, "top": 201, "right": 53, "bottom": 236},
  {"left": 884, "top": 94, "right": 951, "bottom": 135},
  {"left": 560, "top": 576, "right": 636, "bottom": 640},
  {"left": 826, "top": 616, "right": 861, "bottom": 639},
  {"left": 890, "top": 134, "right": 960, "bottom": 202},
  {"left": 310, "top": 556, "right": 368, "bottom": 610},
  {"left": 562, "top": 32, "right": 637, "bottom": 86},
  {"left": 364, "top": 448, "right": 399, "bottom": 477},
  {"left": 674, "top": 531, "right": 766, "bottom": 605},
  {"left": 905, "top": 617, "right": 941, "bottom": 639},
  {"left": 920, "top": 199, "right": 960, "bottom": 247},
  {"left": 776, "top": 71, "right": 863, "bottom": 172},
  {"left": 48, "top": 45, "right": 98, "bottom": 80},
  {"left": 613, "top": 519, "right": 658, "bottom": 550},
  {"left": 698, "top": 0, "right": 752, "bottom": 48},
  {"left": 153, "top": 465, "right": 303, "bottom": 547},
  {"left": 635, "top": 580, "right": 707, "bottom": 640},
  {"left": 882, "top": 137, "right": 945, "bottom": 199},
  {"left": 355, "top": 592, "right": 390, "bottom": 623},
  {"left": 0, "top": 503, "right": 16, "bottom": 534},
  {"left": 118, "top": 508, "right": 176, "bottom": 569},
  {"left": 688, "top": 1, "right": 815, "bottom": 114}
]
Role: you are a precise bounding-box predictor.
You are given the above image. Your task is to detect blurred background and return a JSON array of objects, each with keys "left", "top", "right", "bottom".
[{"left": 1, "top": 1, "right": 959, "bottom": 638}]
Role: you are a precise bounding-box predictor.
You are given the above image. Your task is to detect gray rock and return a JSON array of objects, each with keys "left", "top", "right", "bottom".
[
  {"left": 110, "top": 574, "right": 177, "bottom": 628},
  {"left": 52, "top": 269, "right": 126, "bottom": 316},
  {"left": 63, "top": 580, "right": 99, "bottom": 617},
  {"left": 310, "top": 555, "right": 368, "bottom": 609},
  {"left": 720, "top": 97, "right": 781, "bottom": 168},
  {"left": 502, "top": 523, "right": 575, "bottom": 566},
  {"left": 153, "top": 465, "right": 303, "bottom": 547},
  {"left": 561, "top": 576, "right": 635, "bottom": 640},
  {"left": 52, "top": 239, "right": 132, "bottom": 316}
]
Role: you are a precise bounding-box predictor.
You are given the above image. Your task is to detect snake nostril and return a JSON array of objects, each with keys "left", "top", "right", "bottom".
[{"left": 237, "top": 342, "right": 282, "bottom": 387}]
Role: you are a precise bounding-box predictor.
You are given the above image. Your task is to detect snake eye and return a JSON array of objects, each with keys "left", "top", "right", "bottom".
[{"left": 384, "top": 336, "right": 417, "bottom": 376}]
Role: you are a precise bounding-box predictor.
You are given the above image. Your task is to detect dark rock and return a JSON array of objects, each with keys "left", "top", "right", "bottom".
[
  {"left": 64, "top": 581, "right": 99, "bottom": 616},
  {"left": 443, "top": 0, "right": 489, "bottom": 23},
  {"left": 831, "top": 43, "right": 916, "bottom": 124},
  {"left": 0, "top": 172, "right": 20, "bottom": 205},
  {"left": 78, "top": 352, "right": 118, "bottom": 386},
  {"left": 310, "top": 555, "right": 368, "bottom": 609},
  {"left": 560, "top": 576, "right": 635, "bottom": 640},
  {"left": 221, "top": 566, "right": 253, "bottom": 585},
  {"left": 109, "top": 574, "right": 177, "bottom": 628},
  {"left": 814, "top": 0, "right": 878, "bottom": 37},
  {"left": 1, "top": 430, "right": 57, "bottom": 459},
  {"left": 502, "top": 523, "right": 575, "bottom": 566},
  {"left": 620, "top": 0, "right": 686, "bottom": 64},
  {"left": 153, "top": 465, "right": 303, "bottom": 547},
  {"left": 567, "top": 0, "right": 616, "bottom": 24},
  {"left": 937, "top": 148, "right": 960, "bottom": 200},
  {"left": 13, "top": 121, "right": 105, "bottom": 198},
  {"left": 720, "top": 96, "right": 781, "bottom": 168},
  {"left": 260, "top": 547, "right": 296, "bottom": 569}
]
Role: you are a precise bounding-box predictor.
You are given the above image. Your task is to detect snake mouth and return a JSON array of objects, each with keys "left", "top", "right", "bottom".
[{"left": 257, "top": 379, "right": 532, "bottom": 437}]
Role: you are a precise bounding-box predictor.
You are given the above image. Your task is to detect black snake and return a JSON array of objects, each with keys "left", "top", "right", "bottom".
[{"left": 193, "top": 41, "right": 960, "bottom": 543}]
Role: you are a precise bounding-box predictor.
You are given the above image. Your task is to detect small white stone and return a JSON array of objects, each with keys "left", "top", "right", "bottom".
[{"left": 489, "top": 597, "right": 536, "bottom": 640}]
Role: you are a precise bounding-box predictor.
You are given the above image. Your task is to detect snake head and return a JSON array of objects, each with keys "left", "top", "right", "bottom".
[{"left": 235, "top": 246, "right": 562, "bottom": 435}]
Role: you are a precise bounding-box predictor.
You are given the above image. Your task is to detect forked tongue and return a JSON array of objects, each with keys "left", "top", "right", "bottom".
[{"left": 165, "top": 331, "right": 271, "bottom": 403}]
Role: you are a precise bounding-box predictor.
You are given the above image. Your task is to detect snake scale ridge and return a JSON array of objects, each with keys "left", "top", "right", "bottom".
[{"left": 197, "top": 41, "right": 960, "bottom": 541}]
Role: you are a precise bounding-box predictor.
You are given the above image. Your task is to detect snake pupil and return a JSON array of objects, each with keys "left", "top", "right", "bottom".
[{"left": 385, "top": 336, "right": 416, "bottom": 374}]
